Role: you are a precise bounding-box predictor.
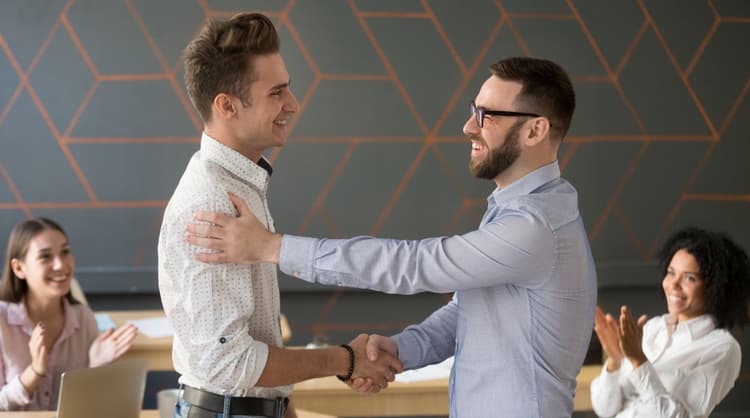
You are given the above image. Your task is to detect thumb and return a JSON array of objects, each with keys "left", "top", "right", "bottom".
[
  {"left": 366, "top": 336, "right": 380, "bottom": 362},
  {"left": 228, "top": 192, "right": 251, "bottom": 217},
  {"left": 637, "top": 314, "right": 648, "bottom": 328}
]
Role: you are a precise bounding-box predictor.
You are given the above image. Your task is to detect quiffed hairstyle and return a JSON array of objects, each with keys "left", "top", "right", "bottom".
[
  {"left": 658, "top": 227, "right": 750, "bottom": 329},
  {"left": 490, "top": 57, "right": 576, "bottom": 140},
  {"left": 0, "top": 217, "right": 80, "bottom": 304},
  {"left": 183, "top": 12, "right": 280, "bottom": 122}
]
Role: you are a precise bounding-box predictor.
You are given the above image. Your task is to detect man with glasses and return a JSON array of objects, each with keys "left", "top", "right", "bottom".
[{"left": 185, "top": 57, "right": 597, "bottom": 417}]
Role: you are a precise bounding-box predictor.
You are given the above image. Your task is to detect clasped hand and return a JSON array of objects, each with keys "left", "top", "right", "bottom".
[
  {"left": 345, "top": 334, "right": 403, "bottom": 393},
  {"left": 594, "top": 306, "right": 648, "bottom": 371}
]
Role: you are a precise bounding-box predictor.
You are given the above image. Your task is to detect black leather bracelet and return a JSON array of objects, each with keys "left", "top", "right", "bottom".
[{"left": 336, "top": 344, "right": 355, "bottom": 382}]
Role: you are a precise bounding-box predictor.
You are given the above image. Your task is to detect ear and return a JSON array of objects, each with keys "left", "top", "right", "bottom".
[
  {"left": 10, "top": 258, "right": 25, "bottom": 280},
  {"left": 523, "top": 117, "right": 551, "bottom": 147},
  {"left": 212, "top": 93, "right": 236, "bottom": 120}
]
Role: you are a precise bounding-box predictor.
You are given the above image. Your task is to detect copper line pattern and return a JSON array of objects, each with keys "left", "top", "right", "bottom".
[
  {"left": 613, "top": 205, "right": 649, "bottom": 260},
  {"left": 0, "top": 200, "right": 166, "bottom": 209},
  {"left": 65, "top": 136, "right": 199, "bottom": 144},
  {"left": 720, "top": 16, "right": 750, "bottom": 23},
  {"left": 293, "top": 136, "right": 424, "bottom": 143},
  {"left": 96, "top": 73, "right": 171, "bottom": 81},
  {"left": 508, "top": 13, "right": 575, "bottom": 20},
  {"left": 589, "top": 142, "right": 650, "bottom": 243},
  {"left": 357, "top": 12, "right": 430, "bottom": 19},
  {"left": 0, "top": 37, "right": 24, "bottom": 127},
  {"left": 420, "top": 0, "right": 469, "bottom": 76},
  {"left": 648, "top": 140, "right": 717, "bottom": 255},
  {"left": 684, "top": 18, "right": 719, "bottom": 78},
  {"left": 0, "top": 164, "right": 32, "bottom": 218},
  {"left": 196, "top": 0, "right": 210, "bottom": 16},
  {"left": 60, "top": 15, "right": 99, "bottom": 77},
  {"left": 316, "top": 288, "right": 345, "bottom": 326},
  {"left": 719, "top": 77, "right": 749, "bottom": 136},
  {"left": 431, "top": 145, "right": 470, "bottom": 200},
  {"left": 281, "top": 0, "right": 298, "bottom": 18},
  {"left": 319, "top": 208, "right": 342, "bottom": 238},
  {"left": 558, "top": 142, "right": 580, "bottom": 172},
  {"left": 429, "top": 13, "right": 505, "bottom": 137},
  {"left": 62, "top": 80, "right": 100, "bottom": 139},
  {"left": 347, "top": 0, "right": 437, "bottom": 237},
  {"left": 206, "top": 10, "right": 283, "bottom": 18},
  {"left": 3, "top": 9, "right": 99, "bottom": 204},
  {"left": 132, "top": 210, "right": 165, "bottom": 267},
  {"left": 568, "top": 0, "right": 654, "bottom": 244},
  {"left": 683, "top": 193, "right": 750, "bottom": 202},
  {"left": 494, "top": 0, "right": 532, "bottom": 56},
  {"left": 567, "top": 0, "right": 648, "bottom": 134},
  {"left": 636, "top": 0, "right": 718, "bottom": 139},
  {"left": 444, "top": 203, "right": 470, "bottom": 235},
  {"left": 348, "top": 0, "right": 430, "bottom": 135},
  {"left": 318, "top": 73, "right": 392, "bottom": 81},
  {"left": 125, "top": 0, "right": 202, "bottom": 132},
  {"left": 614, "top": 20, "right": 649, "bottom": 77},
  {"left": 296, "top": 142, "right": 357, "bottom": 235},
  {"left": 280, "top": 17, "right": 321, "bottom": 75},
  {"left": 370, "top": 142, "right": 432, "bottom": 235}
]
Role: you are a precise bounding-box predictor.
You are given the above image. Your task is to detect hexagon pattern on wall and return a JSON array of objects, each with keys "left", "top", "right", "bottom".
[{"left": 0, "top": 0, "right": 748, "bottom": 328}]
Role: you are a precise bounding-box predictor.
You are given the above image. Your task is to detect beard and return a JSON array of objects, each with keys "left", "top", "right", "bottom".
[{"left": 469, "top": 121, "right": 522, "bottom": 180}]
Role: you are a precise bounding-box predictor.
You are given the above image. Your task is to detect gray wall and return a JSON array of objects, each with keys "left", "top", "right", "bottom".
[{"left": 1, "top": 1, "right": 749, "bottom": 413}]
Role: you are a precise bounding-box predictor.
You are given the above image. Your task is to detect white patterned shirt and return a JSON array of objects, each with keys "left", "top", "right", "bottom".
[
  {"left": 158, "top": 132, "right": 291, "bottom": 398},
  {"left": 590, "top": 314, "right": 741, "bottom": 418}
]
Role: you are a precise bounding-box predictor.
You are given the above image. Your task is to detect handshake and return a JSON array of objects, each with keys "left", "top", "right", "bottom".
[{"left": 343, "top": 333, "right": 403, "bottom": 393}]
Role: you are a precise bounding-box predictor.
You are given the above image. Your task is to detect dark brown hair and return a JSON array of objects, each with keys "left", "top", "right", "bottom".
[
  {"left": 0, "top": 218, "right": 79, "bottom": 304},
  {"left": 490, "top": 57, "right": 576, "bottom": 140},
  {"left": 183, "top": 13, "right": 280, "bottom": 122},
  {"left": 658, "top": 227, "right": 750, "bottom": 330}
]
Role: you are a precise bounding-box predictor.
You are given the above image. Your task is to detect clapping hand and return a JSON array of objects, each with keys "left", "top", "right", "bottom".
[
  {"left": 89, "top": 323, "right": 138, "bottom": 367},
  {"left": 619, "top": 306, "right": 648, "bottom": 368},
  {"left": 345, "top": 334, "right": 403, "bottom": 393},
  {"left": 594, "top": 306, "right": 623, "bottom": 372},
  {"left": 28, "top": 322, "right": 49, "bottom": 377}
]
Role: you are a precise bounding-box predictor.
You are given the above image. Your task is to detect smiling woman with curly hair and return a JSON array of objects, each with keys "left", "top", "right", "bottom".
[{"left": 590, "top": 227, "right": 749, "bottom": 418}]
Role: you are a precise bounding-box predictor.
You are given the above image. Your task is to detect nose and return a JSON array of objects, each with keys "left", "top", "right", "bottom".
[
  {"left": 285, "top": 91, "right": 300, "bottom": 113},
  {"left": 463, "top": 114, "right": 478, "bottom": 137},
  {"left": 52, "top": 256, "right": 65, "bottom": 270}
]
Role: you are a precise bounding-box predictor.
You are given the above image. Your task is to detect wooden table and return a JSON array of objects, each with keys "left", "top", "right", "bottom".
[
  {"left": 293, "top": 364, "right": 601, "bottom": 416},
  {"left": 0, "top": 409, "right": 334, "bottom": 418},
  {"left": 103, "top": 310, "right": 291, "bottom": 370}
]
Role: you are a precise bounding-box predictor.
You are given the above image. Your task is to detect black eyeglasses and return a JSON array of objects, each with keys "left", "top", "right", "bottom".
[{"left": 470, "top": 100, "right": 541, "bottom": 128}]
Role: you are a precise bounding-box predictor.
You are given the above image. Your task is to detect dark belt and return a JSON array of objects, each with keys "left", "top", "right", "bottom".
[{"left": 183, "top": 385, "right": 287, "bottom": 418}]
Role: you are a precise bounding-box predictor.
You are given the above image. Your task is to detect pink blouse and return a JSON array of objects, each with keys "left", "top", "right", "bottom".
[{"left": 0, "top": 298, "right": 98, "bottom": 410}]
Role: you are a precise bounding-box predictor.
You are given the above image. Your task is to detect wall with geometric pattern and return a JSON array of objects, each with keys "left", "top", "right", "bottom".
[{"left": 1, "top": 0, "right": 749, "bottom": 369}]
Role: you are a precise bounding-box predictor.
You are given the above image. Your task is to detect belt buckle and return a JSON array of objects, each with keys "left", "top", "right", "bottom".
[{"left": 274, "top": 398, "right": 286, "bottom": 418}]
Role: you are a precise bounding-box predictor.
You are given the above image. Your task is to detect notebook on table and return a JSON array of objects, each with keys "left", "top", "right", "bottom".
[{"left": 56, "top": 358, "right": 147, "bottom": 418}]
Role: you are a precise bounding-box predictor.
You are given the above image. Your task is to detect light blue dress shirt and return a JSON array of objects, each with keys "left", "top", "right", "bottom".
[{"left": 280, "top": 162, "right": 597, "bottom": 417}]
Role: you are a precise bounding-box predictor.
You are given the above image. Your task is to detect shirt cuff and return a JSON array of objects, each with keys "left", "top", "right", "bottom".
[
  {"left": 598, "top": 359, "right": 622, "bottom": 385},
  {"left": 627, "top": 360, "right": 664, "bottom": 398},
  {"left": 5, "top": 375, "right": 32, "bottom": 407},
  {"left": 279, "top": 235, "right": 318, "bottom": 283},
  {"left": 391, "top": 331, "right": 420, "bottom": 370}
]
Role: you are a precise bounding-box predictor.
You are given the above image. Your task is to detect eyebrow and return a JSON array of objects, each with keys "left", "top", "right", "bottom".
[{"left": 269, "top": 80, "right": 291, "bottom": 92}]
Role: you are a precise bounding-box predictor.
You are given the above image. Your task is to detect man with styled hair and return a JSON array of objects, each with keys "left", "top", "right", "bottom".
[
  {"left": 187, "top": 56, "right": 596, "bottom": 417},
  {"left": 159, "top": 13, "right": 401, "bottom": 418}
]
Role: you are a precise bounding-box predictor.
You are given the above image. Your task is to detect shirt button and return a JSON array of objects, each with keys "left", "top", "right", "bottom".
[{"left": 219, "top": 337, "right": 226, "bottom": 344}]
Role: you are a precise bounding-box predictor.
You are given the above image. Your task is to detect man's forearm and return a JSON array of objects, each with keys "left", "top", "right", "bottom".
[{"left": 255, "top": 345, "right": 350, "bottom": 387}]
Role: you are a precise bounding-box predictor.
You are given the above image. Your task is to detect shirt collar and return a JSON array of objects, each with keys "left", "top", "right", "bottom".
[
  {"left": 8, "top": 297, "right": 80, "bottom": 336},
  {"left": 488, "top": 161, "right": 561, "bottom": 205},
  {"left": 200, "top": 132, "right": 273, "bottom": 189},
  {"left": 666, "top": 313, "right": 716, "bottom": 341}
]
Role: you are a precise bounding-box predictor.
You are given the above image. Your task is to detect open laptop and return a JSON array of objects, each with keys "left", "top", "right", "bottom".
[{"left": 56, "top": 359, "right": 147, "bottom": 418}]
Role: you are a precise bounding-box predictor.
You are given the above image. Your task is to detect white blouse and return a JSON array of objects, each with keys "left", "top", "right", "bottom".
[{"left": 590, "top": 314, "right": 741, "bottom": 418}]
